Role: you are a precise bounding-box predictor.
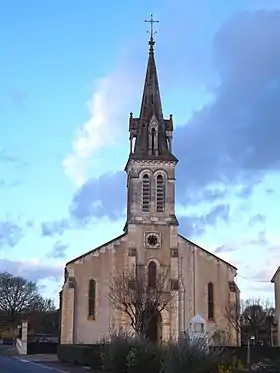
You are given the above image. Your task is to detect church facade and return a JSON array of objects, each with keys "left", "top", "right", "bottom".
[{"left": 60, "top": 36, "right": 240, "bottom": 346}]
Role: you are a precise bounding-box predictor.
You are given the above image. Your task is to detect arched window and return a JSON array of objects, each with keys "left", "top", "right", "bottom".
[
  {"left": 208, "top": 282, "right": 214, "bottom": 320},
  {"left": 142, "top": 174, "right": 150, "bottom": 212},
  {"left": 148, "top": 261, "right": 157, "bottom": 288},
  {"left": 156, "top": 174, "right": 165, "bottom": 212},
  {"left": 88, "top": 279, "right": 96, "bottom": 318}
]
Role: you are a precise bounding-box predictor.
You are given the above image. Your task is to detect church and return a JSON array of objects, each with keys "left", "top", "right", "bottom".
[{"left": 60, "top": 29, "right": 240, "bottom": 346}]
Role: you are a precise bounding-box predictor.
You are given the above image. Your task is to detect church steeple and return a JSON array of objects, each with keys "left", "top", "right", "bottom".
[
  {"left": 138, "top": 35, "right": 163, "bottom": 125},
  {"left": 128, "top": 16, "right": 177, "bottom": 162},
  {"left": 124, "top": 16, "right": 179, "bottom": 231}
]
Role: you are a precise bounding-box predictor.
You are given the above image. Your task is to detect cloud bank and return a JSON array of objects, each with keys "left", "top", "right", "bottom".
[
  {"left": 0, "top": 258, "right": 63, "bottom": 283},
  {"left": 68, "top": 10, "right": 280, "bottom": 228},
  {"left": 63, "top": 61, "right": 140, "bottom": 186}
]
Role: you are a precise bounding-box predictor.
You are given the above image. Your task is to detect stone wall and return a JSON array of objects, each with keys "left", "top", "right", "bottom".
[{"left": 16, "top": 321, "right": 28, "bottom": 355}]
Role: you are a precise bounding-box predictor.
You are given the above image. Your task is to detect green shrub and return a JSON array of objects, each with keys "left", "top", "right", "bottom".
[
  {"left": 222, "top": 347, "right": 280, "bottom": 365},
  {"left": 101, "top": 331, "right": 132, "bottom": 373},
  {"left": 161, "top": 333, "right": 225, "bottom": 373},
  {"left": 58, "top": 338, "right": 280, "bottom": 373},
  {"left": 218, "top": 363, "right": 248, "bottom": 373},
  {"left": 251, "top": 359, "right": 280, "bottom": 373},
  {"left": 101, "top": 330, "right": 162, "bottom": 373},
  {"left": 125, "top": 339, "right": 162, "bottom": 373},
  {"left": 58, "top": 344, "right": 103, "bottom": 369}
]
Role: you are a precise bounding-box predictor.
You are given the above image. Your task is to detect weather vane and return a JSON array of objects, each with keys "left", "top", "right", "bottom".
[{"left": 145, "top": 14, "right": 159, "bottom": 39}]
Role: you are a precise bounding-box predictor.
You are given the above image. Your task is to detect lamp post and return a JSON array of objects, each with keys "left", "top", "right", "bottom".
[{"left": 247, "top": 335, "right": 255, "bottom": 369}]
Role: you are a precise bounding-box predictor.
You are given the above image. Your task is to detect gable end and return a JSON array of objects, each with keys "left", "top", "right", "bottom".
[
  {"left": 178, "top": 234, "right": 237, "bottom": 270},
  {"left": 66, "top": 233, "right": 127, "bottom": 266},
  {"left": 271, "top": 266, "right": 280, "bottom": 283}
]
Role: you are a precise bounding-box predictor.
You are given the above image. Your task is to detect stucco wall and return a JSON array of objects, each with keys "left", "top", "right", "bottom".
[
  {"left": 60, "top": 229, "right": 239, "bottom": 345},
  {"left": 60, "top": 235, "right": 129, "bottom": 344},
  {"left": 178, "top": 235, "right": 239, "bottom": 345}
]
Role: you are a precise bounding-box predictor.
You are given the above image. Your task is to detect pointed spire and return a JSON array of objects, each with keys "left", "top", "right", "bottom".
[
  {"left": 139, "top": 33, "right": 163, "bottom": 122},
  {"left": 127, "top": 16, "right": 177, "bottom": 162}
]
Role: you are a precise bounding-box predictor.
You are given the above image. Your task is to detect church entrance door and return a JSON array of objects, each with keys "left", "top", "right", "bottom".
[{"left": 146, "top": 309, "right": 162, "bottom": 344}]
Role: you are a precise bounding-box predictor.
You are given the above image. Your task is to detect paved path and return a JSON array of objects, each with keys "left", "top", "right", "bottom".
[{"left": 0, "top": 354, "right": 87, "bottom": 372}]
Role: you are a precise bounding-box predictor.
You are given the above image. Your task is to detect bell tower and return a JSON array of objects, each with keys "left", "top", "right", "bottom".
[
  {"left": 124, "top": 16, "right": 178, "bottom": 232},
  {"left": 124, "top": 17, "right": 180, "bottom": 341}
]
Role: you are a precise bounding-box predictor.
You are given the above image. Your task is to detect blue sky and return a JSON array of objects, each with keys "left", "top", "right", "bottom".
[{"left": 1, "top": 0, "right": 280, "bottom": 306}]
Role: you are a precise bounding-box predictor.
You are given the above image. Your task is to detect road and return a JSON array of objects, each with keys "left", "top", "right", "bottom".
[{"left": 0, "top": 354, "right": 67, "bottom": 372}]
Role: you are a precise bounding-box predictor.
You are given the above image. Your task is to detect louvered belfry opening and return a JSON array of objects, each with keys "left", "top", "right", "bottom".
[
  {"left": 156, "top": 174, "right": 164, "bottom": 212},
  {"left": 142, "top": 174, "right": 150, "bottom": 212}
]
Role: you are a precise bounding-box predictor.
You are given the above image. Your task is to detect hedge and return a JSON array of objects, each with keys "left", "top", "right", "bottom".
[
  {"left": 58, "top": 343, "right": 103, "bottom": 369},
  {"left": 221, "top": 346, "right": 280, "bottom": 364},
  {"left": 27, "top": 342, "right": 57, "bottom": 355},
  {"left": 58, "top": 344, "right": 280, "bottom": 371}
]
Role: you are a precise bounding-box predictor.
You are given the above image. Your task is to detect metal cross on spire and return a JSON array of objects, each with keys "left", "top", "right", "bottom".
[
  {"left": 145, "top": 14, "right": 159, "bottom": 38},
  {"left": 145, "top": 14, "right": 159, "bottom": 51}
]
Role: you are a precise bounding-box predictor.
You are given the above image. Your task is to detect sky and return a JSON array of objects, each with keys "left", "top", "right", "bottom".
[{"left": 0, "top": 0, "right": 280, "bottom": 306}]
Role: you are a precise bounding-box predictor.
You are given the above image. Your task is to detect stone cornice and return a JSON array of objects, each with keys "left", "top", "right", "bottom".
[{"left": 128, "top": 159, "right": 177, "bottom": 167}]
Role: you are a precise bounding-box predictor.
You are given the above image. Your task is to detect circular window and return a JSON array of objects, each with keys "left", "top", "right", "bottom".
[{"left": 147, "top": 235, "right": 158, "bottom": 246}]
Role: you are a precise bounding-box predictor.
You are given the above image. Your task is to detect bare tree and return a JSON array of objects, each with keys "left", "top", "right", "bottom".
[
  {"left": 108, "top": 266, "right": 176, "bottom": 337},
  {"left": 224, "top": 299, "right": 242, "bottom": 335},
  {"left": 25, "top": 294, "right": 56, "bottom": 334},
  {"left": 211, "top": 328, "right": 231, "bottom": 346},
  {"left": 0, "top": 272, "right": 55, "bottom": 333},
  {"left": 224, "top": 298, "right": 277, "bottom": 345}
]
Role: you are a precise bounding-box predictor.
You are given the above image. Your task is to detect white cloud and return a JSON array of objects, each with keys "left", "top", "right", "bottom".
[
  {"left": 63, "top": 63, "right": 140, "bottom": 186},
  {"left": 0, "top": 258, "right": 63, "bottom": 283}
]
